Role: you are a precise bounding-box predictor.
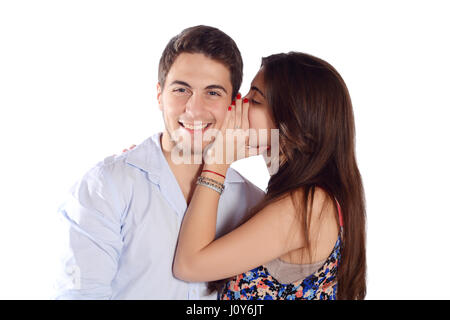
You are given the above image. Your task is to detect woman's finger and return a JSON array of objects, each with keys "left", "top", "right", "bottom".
[
  {"left": 218, "top": 102, "right": 235, "bottom": 164},
  {"left": 242, "top": 97, "right": 250, "bottom": 131},
  {"left": 222, "top": 103, "right": 234, "bottom": 132},
  {"left": 235, "top": 93, "right": 242, "bottom": 129},
  {"left": 241, "top": 97, "right": 250, "bottom": 148},
  {"left": 226, "top": 100, "right": 236, "bottom": 132}
]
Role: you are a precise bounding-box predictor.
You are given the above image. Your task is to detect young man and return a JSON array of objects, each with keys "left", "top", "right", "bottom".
[{"left": 55, "top": 25, "right": 265, "bottom": 299}]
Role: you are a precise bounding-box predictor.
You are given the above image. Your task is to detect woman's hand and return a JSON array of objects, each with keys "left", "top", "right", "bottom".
[
  {"left": 203, "top": 95, "right": 264, "bottom": 166},
  {"left": 122, "top": 144, "right": 136, "bottom": 153},
  {"left": 111, "top": 144, "right": 136, "bottom": 156}
]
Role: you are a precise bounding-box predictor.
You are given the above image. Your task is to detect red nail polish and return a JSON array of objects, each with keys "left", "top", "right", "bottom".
[
  {"left": 236, "top": 93, "right": 241, "bottom": 99},
  {"left": 232, "top": 100, "right": 236, "bottom": 106},
  {"left": 243, "top": 98, "right": 249, "bottom": 103},
  {"left": 228, "top": 106, "right": 232, "bottom": 111}
]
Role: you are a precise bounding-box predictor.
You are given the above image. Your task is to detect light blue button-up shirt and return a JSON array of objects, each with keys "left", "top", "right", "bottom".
[{"left": 55, "top": 132, "right": 265, "bottom": 300}]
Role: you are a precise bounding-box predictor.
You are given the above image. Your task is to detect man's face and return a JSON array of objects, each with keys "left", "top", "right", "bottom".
[{"left": 158, "top": 53, "right": 233, "bottom": 157}]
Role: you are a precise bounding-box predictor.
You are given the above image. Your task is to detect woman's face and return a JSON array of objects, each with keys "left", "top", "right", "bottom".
[{"left": 243, "top": 68, "right": 277, "bottom": 148}]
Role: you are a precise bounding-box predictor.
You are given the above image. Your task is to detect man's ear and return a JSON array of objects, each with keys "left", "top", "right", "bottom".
[{"left": 157, "top": 83, "right": 163, "bottom": 111}]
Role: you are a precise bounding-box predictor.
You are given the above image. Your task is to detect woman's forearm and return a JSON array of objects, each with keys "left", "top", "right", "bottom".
[{"left": 173, "top": 164, "right": 230, "bottom": 279}]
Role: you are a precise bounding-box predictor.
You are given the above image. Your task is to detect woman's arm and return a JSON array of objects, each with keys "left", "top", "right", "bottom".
[{"left": 173, "top": 164, "right": 304, "bottom": 282}]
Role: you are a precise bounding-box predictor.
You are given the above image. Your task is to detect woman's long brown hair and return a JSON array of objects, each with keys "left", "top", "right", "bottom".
[{"left": 209, "top": 52, "right": 366, "bottom": 299}]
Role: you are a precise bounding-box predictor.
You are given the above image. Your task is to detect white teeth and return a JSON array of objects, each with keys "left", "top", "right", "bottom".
[{"left": 182, "top": 122, "right": 209, "bottom": 130}]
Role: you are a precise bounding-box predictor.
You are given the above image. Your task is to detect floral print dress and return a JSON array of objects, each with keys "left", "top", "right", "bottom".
[{"left": 219, "top": 202, "right": 344, "bottom": 300}]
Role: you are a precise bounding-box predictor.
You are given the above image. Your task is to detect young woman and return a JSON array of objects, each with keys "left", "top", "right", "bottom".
[{"left": 172, "top": 52, "right": 366, "bottom": 300}]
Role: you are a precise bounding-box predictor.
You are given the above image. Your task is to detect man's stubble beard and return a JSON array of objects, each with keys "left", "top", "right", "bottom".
[{"left": 165, "top": 123, "right": 210, "bottom": 165}]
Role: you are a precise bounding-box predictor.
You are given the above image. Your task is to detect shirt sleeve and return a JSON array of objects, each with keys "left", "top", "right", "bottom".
[{"left": 54, "top": 162, "right": 125, "bottom": 300}]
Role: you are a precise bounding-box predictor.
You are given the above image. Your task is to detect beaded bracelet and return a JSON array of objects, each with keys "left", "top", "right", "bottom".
[
  {"left": 197, "top": 176, "right": 225, "bottom": 190},
  {"left": 196, "top": 176, "right": 225, "bottom": 195},
  {"left": 198, "top": 176, "right": 225, "bottom": 187}
]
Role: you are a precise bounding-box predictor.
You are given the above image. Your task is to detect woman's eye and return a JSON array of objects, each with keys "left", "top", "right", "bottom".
[{"left": 251, "top": 99, "right": 261, "bottom": 105}]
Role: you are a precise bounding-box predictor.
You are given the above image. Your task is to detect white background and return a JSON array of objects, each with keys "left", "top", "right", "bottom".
[{"left": 1, "top": 0, "right": 449, "bottom": 299}]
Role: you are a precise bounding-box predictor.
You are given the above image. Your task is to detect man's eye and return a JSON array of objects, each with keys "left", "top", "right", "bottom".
[
  {"left": 174, "top": 88, "right": 186, "bottom": 93},
  {"left": 208, "top": 91, "right": 221, "bottom": 97}
]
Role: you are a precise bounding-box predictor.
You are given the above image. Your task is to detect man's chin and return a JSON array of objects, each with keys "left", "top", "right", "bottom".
[
  {"left": 166, "top": 128, "right": 219, "bottom": 163},
  {"left": 169, "top": 143, "right": 208, "bottom": 165}
]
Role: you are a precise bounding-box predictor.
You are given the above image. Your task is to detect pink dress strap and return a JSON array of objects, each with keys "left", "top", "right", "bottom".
[{"left": 335, "top": 199, "right": 344, "bottom": 228}]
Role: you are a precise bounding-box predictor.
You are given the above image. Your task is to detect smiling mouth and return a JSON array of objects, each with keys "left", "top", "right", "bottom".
[{"left": 178, "top": 121, "right": 212, "bottom": 131}]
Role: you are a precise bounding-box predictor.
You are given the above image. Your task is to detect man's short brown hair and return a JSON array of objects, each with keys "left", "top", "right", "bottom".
[{"left": 158, "top": 25, "right": 243, "bottom": 100}]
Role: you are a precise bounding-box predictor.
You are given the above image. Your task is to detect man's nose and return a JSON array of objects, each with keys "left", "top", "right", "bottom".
[{"left": 185, "top": 92, "right": 207, "bottom": 117}]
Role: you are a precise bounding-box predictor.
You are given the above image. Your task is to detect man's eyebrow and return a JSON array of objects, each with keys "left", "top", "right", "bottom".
[
  {"left": 251, "top": 86, "right": 265, "bottom": 98},
  {"left": 169, "top": 80, "right": 191, "bottom": 87},
  {"left": 205, "top": 84, "right": 228, "bottom": 94}
]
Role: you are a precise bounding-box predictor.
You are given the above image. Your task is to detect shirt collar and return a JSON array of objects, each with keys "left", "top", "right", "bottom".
[{"left": 125, "top": 132, "right": 245, "bottom": 185}]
